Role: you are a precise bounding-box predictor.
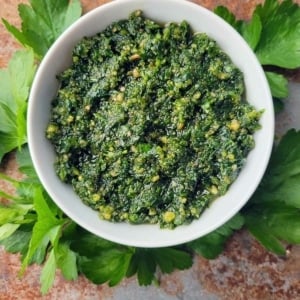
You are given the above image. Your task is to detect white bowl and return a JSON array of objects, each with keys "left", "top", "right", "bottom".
[{"left": 27, "top": 0, "right": 274, "bottom": 247}]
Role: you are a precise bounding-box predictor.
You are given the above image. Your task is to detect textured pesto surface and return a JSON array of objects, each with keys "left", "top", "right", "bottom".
[{"left": 46, "top": 11, "right": 261, "bottom": 228}]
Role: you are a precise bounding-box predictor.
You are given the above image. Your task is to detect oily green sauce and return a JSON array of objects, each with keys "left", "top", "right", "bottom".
[{"left": 46, "top": 11, "right": 262, "bottom": 228}]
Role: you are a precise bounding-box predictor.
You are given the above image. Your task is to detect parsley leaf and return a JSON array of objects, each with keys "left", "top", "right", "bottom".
[
  {"left": 71, "top": 230, "right": 192, "bottom": 286},
  {"left": 0, "top": 49, "right": 35, "bottom": 161},
  {"left": 16, "top": 145, "right": 39, "bottom": 182},
  {"left": 240, "top": 13, "right": 262, "bottom": 50},
  {"left": 215, "top": 0, "right": 300, "bottom": 107},
  {"left": 188, "top": 213, "right": 244, "bottom": 259},
  {"left": 21, "top": 187, "right": 63, "bottom": 273},
  {"left": 126, "top": 249, "right": 156, "bottom": 285},
  {"left": 214, "top": 6, "right": 242, "bottom": 31},
  {"left": 126, "top": 247, "right": 193, "bottom": 285},
  {"left": 79, "top": 248, "right": 133, "bottom": 286},
  {"left": 40, "top": 242, "right": 77, "bottom": 295},
  {"left": 254, "top": 0, "right": 300, "bottom": 68},
  {"left": 0, "top": 227, "right": 32, "bottom": 256},
  {"left": 251, "top": 129, "right": 300, "bottom": 202},
  {"left": 0, "top": 49, "right": 35, "bottom": 107},
  {"left": 0, "top": 223, "right": 20, "bottom": 241},
  {"left": 0, "top": 205, "right": 28, "bottom": 225},
  {"left": 151, "top": 247, "right": 193, "bottom": 273},
  {"left": 0, "top": 176, "right": 34, "bottom": 241},
  {"left": 71, "top": 230, "right": 133, "bottom": 286},
  {"left": 70, "top": 229, "right": 123, "bottom": 255},
  {"left": 40, "top": 248, "right": 57, "bottom": 295},
  {"left": 245, "top": 206, "right": 300, "bottom": 255},
  {"left": 243, "top": 130, "right": 300, "bottom": 254},
  {"left": 2, "top": 0, "right": 82, "bottom": 58},
  {"left": 265, "top": 72, "right": 289, "bottom": 99},
  {"left": 55, "top": 243, "right": 78, "bottom": 281},
  {"left": 216, "top": 0, "right": 300, "bottom": 69}
]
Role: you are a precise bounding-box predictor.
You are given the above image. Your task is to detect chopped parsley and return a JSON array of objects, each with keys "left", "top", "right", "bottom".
[{"left": 46, "top": 10, "right": 261, "bottom": 228}]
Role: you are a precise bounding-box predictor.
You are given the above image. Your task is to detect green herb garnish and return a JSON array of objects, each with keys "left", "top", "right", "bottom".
[
  {"left": 2, "top": 0, "right": 82, "bottom": 58},
  {"left": 215, "top": 0, "right": 300, "bottom": 111},
  {"left": 0, "top": 50, "right": 35, "bottom": 161}
]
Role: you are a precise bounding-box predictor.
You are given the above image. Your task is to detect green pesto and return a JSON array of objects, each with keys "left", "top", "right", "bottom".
[{"left": 46, "top": 11, "right": 262, "bottom": 229}]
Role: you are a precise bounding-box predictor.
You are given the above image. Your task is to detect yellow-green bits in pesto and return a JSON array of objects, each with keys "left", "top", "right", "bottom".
[{"left": 46, "top": 11, "right": 262, "bottom": 229}]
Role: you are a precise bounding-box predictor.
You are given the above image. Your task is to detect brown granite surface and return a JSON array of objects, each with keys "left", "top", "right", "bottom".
[{"left": 1, "top": 1, "right": 300, "bottom": 299}]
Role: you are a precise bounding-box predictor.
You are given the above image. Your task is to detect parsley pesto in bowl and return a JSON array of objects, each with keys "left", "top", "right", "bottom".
[
  {"left": 46, "top": 11, "right": 262, "bottom": 229},
  {"left": 28, "top": 0, "right": 274, "bottom": 247}
]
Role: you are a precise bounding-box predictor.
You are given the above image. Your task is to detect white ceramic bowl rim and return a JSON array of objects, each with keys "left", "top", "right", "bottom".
[{"left": 28, "top": 0, "right": 274, "bottom": 248}]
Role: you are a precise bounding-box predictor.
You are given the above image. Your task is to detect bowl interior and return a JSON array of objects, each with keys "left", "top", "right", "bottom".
[{"left": 28, "top": 0, "right": 274, "bottom": 247}]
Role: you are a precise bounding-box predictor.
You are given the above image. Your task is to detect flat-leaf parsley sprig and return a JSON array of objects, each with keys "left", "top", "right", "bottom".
[
  {"left": 2, "top": 0, "right": 82, "bottom": 59},
  {"left": 0, "top": 49, "right": 35, "bottom": 161},
  {"left": 215, "top": 0, "right": 300, "bottom": 111},
  {"left": 215, "top": 0, "right": 300, "bottom": 254}
]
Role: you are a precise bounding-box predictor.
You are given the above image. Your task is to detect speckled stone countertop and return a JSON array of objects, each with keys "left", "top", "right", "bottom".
[{"left": 1, "top": 1, "right": 300, "bottom": 299}]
